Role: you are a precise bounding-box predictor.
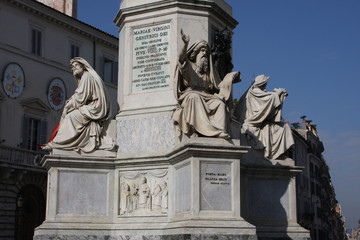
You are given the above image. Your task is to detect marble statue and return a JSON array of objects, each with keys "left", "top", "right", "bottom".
[
  {"left": 130, "top": 183, "right": 139, "bottom": 211},
  {"left": 120, "top": 183, "right": 131, "bottom": 215},
  {"left": 42, "top": 57, "right": 112, "bottom": 153},
  {"left": 152, "top": 183, "right": 162, "bottom": 210},
  {"left": 173, "top": 29, "right": 240, "bottom": 139},
  {"left": 161, "top": 181, "right": 168, "bottom": 213},
  {"left": 138, "top": 177, "right": 150, "bottom": 209},
  {"left": 236, "top": 75, "right": 294, "bottom": 159}
]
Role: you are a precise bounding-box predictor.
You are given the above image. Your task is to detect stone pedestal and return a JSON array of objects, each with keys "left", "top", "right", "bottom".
[
  {"left": 240, "top": 145, "right": 310, "bottom": 240},
  {"left": 34, "top": 138, "right": 310, "bottom": 240},
  {"left": 34, "top": 1, "right": 310, "bottom": 239},
  {"left": 114, "top": 0, "right": 238, "bottom": 157},
  {"left": 34, "top": 138, "right": 257, "bottom": 239}
]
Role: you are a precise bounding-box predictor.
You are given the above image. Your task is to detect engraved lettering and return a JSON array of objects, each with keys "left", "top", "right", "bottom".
[{"left": 132, "top": 23, "right": 171, "bottom": 92}]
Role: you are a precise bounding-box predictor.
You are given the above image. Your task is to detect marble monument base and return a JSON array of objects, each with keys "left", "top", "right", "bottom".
[
  {"left": 34, "top": 138, "right": 257, "bottom": 240},
  {"left": 239, "top": 138, "right": 310, "bottom": 240}
]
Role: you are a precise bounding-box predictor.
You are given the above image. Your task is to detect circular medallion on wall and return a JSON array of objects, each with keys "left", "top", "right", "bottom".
[
  {"left": 2, "top": 62, "right": 25, "bottom": 98},
  {"left": 47, "top": 78, "right": 66, "bottom": 111}
]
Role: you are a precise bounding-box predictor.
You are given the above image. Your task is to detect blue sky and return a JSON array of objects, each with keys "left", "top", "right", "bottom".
[{"left": 78, "top": 0, "right": 360, "bottom": 230}]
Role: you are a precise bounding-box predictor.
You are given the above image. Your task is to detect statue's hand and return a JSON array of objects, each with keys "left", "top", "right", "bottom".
[
  {"left": 274, "top": 88, "right": 288, "bottom": 98},
  {"left": 180, "top": 29, "right": 190, "bottom": 45}
]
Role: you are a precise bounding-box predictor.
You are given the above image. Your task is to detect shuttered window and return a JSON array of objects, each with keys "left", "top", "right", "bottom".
[
  {"left": 70, "top": 44, "right": 80, "bottom": 59},
  {"left": 103, "top": 58, "right": 118, "bottom": 85},
  {"left": 31, "top": 28, "right": 42, "bottom": 56},
  {"left": 21, "top": 115, "right": 47, "bottom": 151}
]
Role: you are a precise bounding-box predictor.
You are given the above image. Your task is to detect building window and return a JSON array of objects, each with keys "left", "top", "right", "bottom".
[
  {"left": 31, "top": 28, "right": 42, "bottom": 56},
  {"left": 310, "top": 181, "right": 315, "bottom": 195},
  {"left": 21, "top": 115, "right": 47, "bottom": 151},
  {"left": 103, "top": 58, "right": 118, "bottom": 85},
  {"left": 70, "top": 44, "right": 80, "bottom": 59},
  {"left": 310, "top": 162, "right": 314, "bottom": 174}
]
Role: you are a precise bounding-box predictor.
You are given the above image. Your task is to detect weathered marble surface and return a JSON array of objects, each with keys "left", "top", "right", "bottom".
[
  {"left": 117, "top": 111, "right": 176, "bottom": 154},
  {"left": 58, "top": 171, "right": 108, "bottom": 215},
  {"left": 173, "top": 30, "right": 240, "bottom": 139},
  {"left": 34, "top": 234, "right": 258, "bottom": 240},
  {"left": 235, "top": 75, "right": 294, "bottom": 160},
  {"left": 51, "top": 121, "right": 117, "bottom": 158},
  {"left": 35, "top": 0, "right": 311, "bottom": 239},
  {"left": 44, "top": 57, "right": 114, "bottom": 153},
  {"left": 119, "top": 170, "right": 169, "bottom": 216},
  {"left": 175, "top": 163, "right": 191, "bottom": 212}
]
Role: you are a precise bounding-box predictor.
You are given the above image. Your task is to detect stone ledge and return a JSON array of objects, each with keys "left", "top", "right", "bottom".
[{"left": 34, "top": 234, "right": 258, "bottom": 240}]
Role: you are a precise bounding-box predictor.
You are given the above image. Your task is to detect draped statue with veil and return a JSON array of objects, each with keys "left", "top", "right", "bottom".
[
  {"left": 235, "top": 75, "right": 294, "bottom": 159},
  {"left": 43, "top": 57, "right": 113, "bottom": 153}
]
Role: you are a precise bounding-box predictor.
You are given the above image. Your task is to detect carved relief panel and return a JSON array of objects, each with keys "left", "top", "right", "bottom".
[{"left": 119, "top": 169, "right": 168, "bottom": 216}]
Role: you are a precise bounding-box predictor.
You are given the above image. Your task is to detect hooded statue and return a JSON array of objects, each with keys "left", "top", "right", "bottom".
[
  {"left": 173, "top": 30, "right": 240, "bottom": 139},
  {"left": 236, "top": 75, "right": 294, "bottom": 159},
  {"left": 43, "top": 57, "right": 112, "bottom": 153}
]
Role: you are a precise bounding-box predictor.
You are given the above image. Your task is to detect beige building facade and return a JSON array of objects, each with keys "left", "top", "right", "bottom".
[
  {"left": 291, "top": 119, "right": 347, "bottom": 240},
  {"left": 0, "top": 0, "right": 118, "bottom": 239}
]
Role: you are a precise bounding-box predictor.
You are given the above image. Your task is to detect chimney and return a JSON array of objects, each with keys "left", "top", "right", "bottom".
[
  {"left": 300, "top": 115, "right": 307, "bottom": 129},
  {"left": 36, "top": 0, "right": 78, "bottom": 18}
]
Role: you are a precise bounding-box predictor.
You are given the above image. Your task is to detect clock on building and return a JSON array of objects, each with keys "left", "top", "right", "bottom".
[
  {"left": 47, "top": 78, "right": 66, "bottom": 110},
  {"left": 2, "top": 62, "right": 25, "bottom": 98}
]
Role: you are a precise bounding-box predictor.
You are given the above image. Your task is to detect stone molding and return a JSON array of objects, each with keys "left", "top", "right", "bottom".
[{"left": 114, "top": 0, "right": 238, "bottom": 30}]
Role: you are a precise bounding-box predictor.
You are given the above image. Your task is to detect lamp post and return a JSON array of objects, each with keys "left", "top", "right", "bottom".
[{"left": 16, "top": 195, "right": 24, "bottom": 240}]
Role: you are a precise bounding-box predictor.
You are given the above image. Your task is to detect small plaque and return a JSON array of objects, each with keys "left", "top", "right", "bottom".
[
  {"left": 132, "top": 23, "right": 171, "bottom": 93},
  {"left": 200, "top": 162, "right": 232, "bottom": 211}
]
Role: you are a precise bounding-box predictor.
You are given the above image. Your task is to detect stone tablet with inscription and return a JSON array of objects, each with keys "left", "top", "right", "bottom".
[
  {"left": 132, "top": 23, "right": 171, "bottom": 93},
  {"left": 200, "top": 162, "right": 231, "bottom": 211}
]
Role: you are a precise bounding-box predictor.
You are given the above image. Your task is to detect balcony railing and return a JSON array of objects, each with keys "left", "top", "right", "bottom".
[{"left": 0, "top": 145, "right": 44, "bottom": 168}]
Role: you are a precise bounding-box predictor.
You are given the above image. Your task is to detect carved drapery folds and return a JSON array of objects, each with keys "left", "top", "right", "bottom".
[
  {"left": 43, "top": 57, "right": 115, "bottom": 154},
  {"left": 119, "top": 170, "right": 168, "bottom": 216},
  {"left": 234, "top": 75, "right": 294, "bottom": 159},
  {"left": 173, "top": 30, "right": 240, "bottom": 140}
]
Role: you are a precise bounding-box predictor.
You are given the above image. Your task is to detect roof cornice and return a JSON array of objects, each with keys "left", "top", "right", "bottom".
[{"left": 7, "top": 0, "right": 118, "bottom": 49}]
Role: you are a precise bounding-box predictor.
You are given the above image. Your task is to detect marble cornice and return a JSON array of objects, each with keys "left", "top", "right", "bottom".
[{"left": 115, "top": 0, "right": 238, "bottom": 30}]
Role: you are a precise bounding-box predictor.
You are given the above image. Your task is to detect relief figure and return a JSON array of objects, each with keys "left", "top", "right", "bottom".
[
  {"left": 130, "top": 183, "right": 139, "bottom": 212},
  {"left": 161, "top": 181, "right": 168, "bottom": 213},
  {"left": 138, "top": 177, "right": 150, "bottom": 209},
  {"left": 152, "top": 183, "right": 162, "bottom": 210},
  {"left": 120, "top": 183, "right": 131, "bottom": 215}
]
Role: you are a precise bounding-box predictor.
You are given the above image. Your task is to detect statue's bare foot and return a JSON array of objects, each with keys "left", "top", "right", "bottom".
[
  {"left": 190, "top": 132, "right": 198, "bottom": 138},
  {"left": 219, "top": 132, "right": 230, "bottom": 139},
  {"left": 41, "top": 144, "right": 52, "bottom": 151}
]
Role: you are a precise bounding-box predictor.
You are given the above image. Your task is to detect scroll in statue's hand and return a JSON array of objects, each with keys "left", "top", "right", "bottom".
[{"left": 217, "top": 71, "right": 241, "bottom": 101}]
